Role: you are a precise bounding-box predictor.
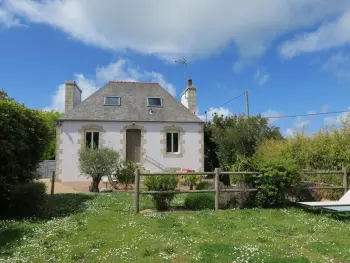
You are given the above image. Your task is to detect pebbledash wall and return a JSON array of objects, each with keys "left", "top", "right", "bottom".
[{"left": 56, "top": 121, "right": 204, "bottom": 182}]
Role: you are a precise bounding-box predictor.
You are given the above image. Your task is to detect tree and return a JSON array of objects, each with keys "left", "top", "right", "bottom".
[
  {"left": 79, "top": 147, "right": 120, "bottom": 192},
  {"left": 205, "top": 113, "right": 283, "bottom": 185},
  {"left": 38, "top": 110, "right": 63, "bottom": 160},
  {"left": 0, "top": 93, "right": 51, "bottom": 184}
]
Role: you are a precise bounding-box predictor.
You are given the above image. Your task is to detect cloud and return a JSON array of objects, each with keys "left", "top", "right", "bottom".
[
  {"left": 262, "top": 109, "right": 282, "bottom": 123},
  {"left": 0, "top": 6, "right": 22, "bottom": 28},
  {"left": 3, "top": 0, "right": 350, "bottom": 60},
  {"left": 254, "top": 70, "right": 270, "bottom": 86},
  {"left": 198, "top": 107, "right": 232, "bottom": 121},
  {"left": 280, "top": 10, "right": 350, "bottom": 58},
  {"left": 47, "top": 59, "right": 176, "bottom": 112},
  {"left": 233, "top": 61, "right": 245, "bottom": 73},
  {"left": 324, "top": 107, "right": 350, "bottom": 126},
  {"left": 321, "top": 52, "right": 350, "bottom": 79},
  {"left": 284, "top": 116, "right": 310, "bottom": 137}
]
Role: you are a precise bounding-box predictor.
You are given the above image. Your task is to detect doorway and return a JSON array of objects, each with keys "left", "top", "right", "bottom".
[{"left": 126, "top": 129, "right": 141, "bottom": 162}]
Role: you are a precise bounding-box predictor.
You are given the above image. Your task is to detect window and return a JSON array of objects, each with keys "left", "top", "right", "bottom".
[
  {"left": 85, "top": 131, "right": 99, "bottom": 149},
  {"left": 147, "top": 97, "right": 163, "bottom": 107},
  {"left": 104, "top": 96, "right": 120, "bottom": 106},
  {"left": 166, "top": 132, "right": 179, "bottom": 153}
]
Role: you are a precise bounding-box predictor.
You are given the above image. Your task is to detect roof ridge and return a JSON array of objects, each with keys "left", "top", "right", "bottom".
[{"left": 109, "top": 80, "right": 158, "bottom": 84}]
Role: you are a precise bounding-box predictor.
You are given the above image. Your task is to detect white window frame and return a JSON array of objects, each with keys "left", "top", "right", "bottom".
[
  {"left": 85, "top": 131, "right": 100, "bottom": 149},
  {"left": 166, "top": 132, "right": 179, "bottom": 153},
  {"left": 104, "top": 96, "right": 121, "bottom": 106},
  {"left": 147, "top": 97, "right": 163, "bottom": 107}
]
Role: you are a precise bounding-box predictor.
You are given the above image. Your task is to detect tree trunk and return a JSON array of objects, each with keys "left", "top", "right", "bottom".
[
  {"left": 190, "top": 185, "right": 193, "bottom": 190},
  {"left": 89, "top": 178, "right": 100, "bottom": 192}
]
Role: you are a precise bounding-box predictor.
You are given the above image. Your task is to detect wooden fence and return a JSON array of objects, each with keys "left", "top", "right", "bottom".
[
  {"left": 134, "top": 168, "right": 259, "bottom": 213},
  {"left": 134, "top": 167, "right": 348, "bottom": 214}
]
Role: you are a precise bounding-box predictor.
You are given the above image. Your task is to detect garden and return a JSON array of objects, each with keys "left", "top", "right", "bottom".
[{"left": 1, "top": 90, "right": 350, "bottom": 262}]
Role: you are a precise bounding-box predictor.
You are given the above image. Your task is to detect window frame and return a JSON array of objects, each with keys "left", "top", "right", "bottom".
[
  {"left": 85, "top": 131, "right": 100, "bottom": 149},
  {"left": 147, "top": 97, "right": 163, "bottom": 107},
  {"left": 104, "top": 96, "right": 121, "bottom": 106},
  {"left": 166, "top": 132, "right": 180, "bottom": 153}
]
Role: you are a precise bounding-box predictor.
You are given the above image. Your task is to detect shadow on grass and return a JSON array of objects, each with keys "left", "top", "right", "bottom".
[
  {"left": 45, "top": 193, "right": 95, "bottom": 219},
  {"left": 0, "top": 226, "right": 28, "bottom": 253}
]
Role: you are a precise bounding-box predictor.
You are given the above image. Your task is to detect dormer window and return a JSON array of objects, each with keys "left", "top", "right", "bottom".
[
  {"left": 147, "top": 97, "right": 163, "bottom": 107},
  {"left": 104, "top": 96, "right": 121, "bottom": 106}
]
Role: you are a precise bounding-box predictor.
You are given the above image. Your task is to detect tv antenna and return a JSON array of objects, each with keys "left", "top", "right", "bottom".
[{"left": 175, "top": 58, "right": 187, "bottom": 87}]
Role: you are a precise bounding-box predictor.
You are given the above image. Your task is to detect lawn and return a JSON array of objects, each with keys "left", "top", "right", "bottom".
[{"left": 1, "top": 193, "right": 350, "bottom": 263}]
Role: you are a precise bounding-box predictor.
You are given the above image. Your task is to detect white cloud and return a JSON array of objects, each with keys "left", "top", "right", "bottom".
[
  {"left": 321, "top": 52, "right": 350, "bottom": 79},
  {"left": 284, "top": 116, "right": 310, "bottom": 137},
  {"left": 47, "top": 59, "right": 176, "bottom": 112},
  {"left": 198, "top": 107, "right": 232, "bottom": 121},
  {"left": 280, "top": 11, "right": 350, "bottom": 58},
  {"left": 324, "top": 107, "right": 350, "bottom": 126},
  {"left": 0, "top": 6, "right": 22, "bottom": 28},
  {"left": 254, "top": 70, "right": 270, "bottom": 86},
  {"left": 3, "top": 0, "right": 350, "bottom": 60},
  {"left": 262, "top": 109, "right": 282, "bottom": 123}
]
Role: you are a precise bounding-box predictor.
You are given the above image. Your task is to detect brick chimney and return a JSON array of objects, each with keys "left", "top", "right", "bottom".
[
  {"left": 65, "top": 81, "right": 82, "bottom": 112},
  {"left": 181, "top": 78, "right": 197, "bottom": 115}
]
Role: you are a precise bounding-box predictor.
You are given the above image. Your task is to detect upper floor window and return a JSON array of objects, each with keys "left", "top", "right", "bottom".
[
  {"left": 147, "top": 97, "right": 163, "bottom": 107},
  {"left": 104, "top": 96, "right": 121, "bottom": 106},
  {"left": 85, "top": 131, "right": 99, "bottom": 149}
]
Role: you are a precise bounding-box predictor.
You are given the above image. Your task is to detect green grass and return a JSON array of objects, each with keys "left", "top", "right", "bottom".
[{"left": 1, "top": 193, "right": 350, "bottom": 262}]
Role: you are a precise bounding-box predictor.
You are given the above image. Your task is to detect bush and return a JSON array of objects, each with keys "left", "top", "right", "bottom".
[
  {"left": 184, "top": 193, "right": 214, "bottom": 210},
  {"left": 253, "top": 158, "right": 301, "bottom": 207},
  {"left": 117, "top": 161, "right": 138, "bottom": 190},
  {"left": 143, "top": 175, "right": 178, "bottom": 210},
  {"left": 196, "top": 181, "right": 214, "bottom": 190},
  {"left": 0, "top": 96, "right": 51, "bottom": 184},
  {"left": 0, "top": 182, "right": 47, "bottom": 219},
  {"left": 79, "top": 147, "right": 120, "bottom": 192}
]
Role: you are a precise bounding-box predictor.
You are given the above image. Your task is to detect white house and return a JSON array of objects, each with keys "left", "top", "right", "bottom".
[{"left": 56, "top": 79, "right": 204, "bottom": 182}]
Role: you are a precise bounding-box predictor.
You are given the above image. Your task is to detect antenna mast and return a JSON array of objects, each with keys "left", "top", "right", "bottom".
[{"left": 175, "top": 58, "right": 187, "bottom": 87}]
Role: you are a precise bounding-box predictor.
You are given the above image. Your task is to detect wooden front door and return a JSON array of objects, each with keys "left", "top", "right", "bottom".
[{"left": 126, "top": 129, "right": 141, "bottom": 162}]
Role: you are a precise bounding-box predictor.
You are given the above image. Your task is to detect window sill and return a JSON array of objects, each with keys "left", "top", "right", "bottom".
[{"left": 164, "top": 152, "right": 183, "bottom": 158}]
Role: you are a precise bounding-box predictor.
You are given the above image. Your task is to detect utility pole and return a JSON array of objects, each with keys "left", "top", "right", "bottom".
[
  {"left": 245, "top": 90, "right": 250, "bottom": 117},
  {"left": 175, "top": 58, "right": 187, "bottom": 87}
]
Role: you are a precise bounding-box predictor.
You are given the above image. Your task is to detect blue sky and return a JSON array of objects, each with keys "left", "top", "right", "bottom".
[{"left": 1, "top": 0, "right": 350, "bottom": 136}]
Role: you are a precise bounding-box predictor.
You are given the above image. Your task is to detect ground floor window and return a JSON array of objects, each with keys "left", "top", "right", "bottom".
[
  {"left": 85, "top": 131, "right": 99, "bottom": 149},
  {"left": 166, "top": 132, "right": 179, "bottom": 153}
]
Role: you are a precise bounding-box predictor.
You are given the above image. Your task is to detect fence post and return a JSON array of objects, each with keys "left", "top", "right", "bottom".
[
  {"left": 343, "top": 167, "right": 348, "bottom": 194},
  {"left": 215, "top": 168, "right": 220, "bottom": 211},
  {"left": 134, "top": 169, "right": 141, "bottom": 214},
  {"left": 50, "top": 171, "right": 55, "bottom": 196}
]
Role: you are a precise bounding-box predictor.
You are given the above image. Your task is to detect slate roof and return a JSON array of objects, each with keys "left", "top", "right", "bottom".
[{"left": 60, "top": 81, "right": 203, "bottom": 123}]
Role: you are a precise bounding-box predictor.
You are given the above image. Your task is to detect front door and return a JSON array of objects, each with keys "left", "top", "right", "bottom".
[{"left": 126, "top": 129, "right": 141, "bottom": 162}]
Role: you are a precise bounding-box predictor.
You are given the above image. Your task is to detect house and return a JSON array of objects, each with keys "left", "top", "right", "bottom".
[{"left": 55, "top": 79, "right": 204, "bottom": 182}]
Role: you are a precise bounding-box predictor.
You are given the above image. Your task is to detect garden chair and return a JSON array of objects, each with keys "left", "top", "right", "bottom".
[{"left": 298, "top": 189, "right": 350, "bottom": 207}]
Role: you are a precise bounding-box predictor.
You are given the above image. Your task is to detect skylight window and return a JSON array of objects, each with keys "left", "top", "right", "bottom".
[
  {"left": 104, "top": 96, "right": 121, "bottom": 106},
  {"left": 147, "top": 97, "right": 163, "bottom": 107}
]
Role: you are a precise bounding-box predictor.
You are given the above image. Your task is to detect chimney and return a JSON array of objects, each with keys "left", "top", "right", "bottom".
[
  {"left": 181, "top": 78, "right": 197, "bottom": 115},
  {"left": 65, "top": 81, "right": 82, "bottom": 112}
]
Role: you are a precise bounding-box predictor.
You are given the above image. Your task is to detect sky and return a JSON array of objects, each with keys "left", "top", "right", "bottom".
[{"left": 1, "top": 0, "right": 350, "bottom": 136}]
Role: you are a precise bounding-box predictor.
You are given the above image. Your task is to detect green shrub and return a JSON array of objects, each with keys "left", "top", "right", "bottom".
[
  {"left": 184, "top": 193, "right": 214, "bottom": 210},
  {"left": 181, "top": 175, "right": 200, "bottom": 190},
  {"left": 253, "top": 158, "right": 301, "bottom": 207},
  {"left": 117, "top": 161, "right": 138, "bottom": 190},
  {"left": 0, "top": 182, "right": 47, "bottom": 219},
  {"left": 143, "top": 175, "right": 178, "bottom": 210},
  {"left": 195, "top": 181, "right": 214, "bottom": 190}
]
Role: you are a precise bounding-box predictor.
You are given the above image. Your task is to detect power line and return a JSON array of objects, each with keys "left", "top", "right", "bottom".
[
  {"left": 200, "top": 93, "right": 245, "bottom": 115},
  {"left": 266, "top": 109, "right": 350, "bottom": 119}
]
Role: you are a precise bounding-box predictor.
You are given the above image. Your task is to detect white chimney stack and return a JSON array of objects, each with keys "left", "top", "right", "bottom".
[{"left": 181, "top": 78, "right": 197, "bottom": 115}]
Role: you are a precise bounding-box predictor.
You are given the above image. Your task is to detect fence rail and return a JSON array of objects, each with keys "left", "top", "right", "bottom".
[{"left": 134, "top": 167, "right": 349, "bottom": 214}]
